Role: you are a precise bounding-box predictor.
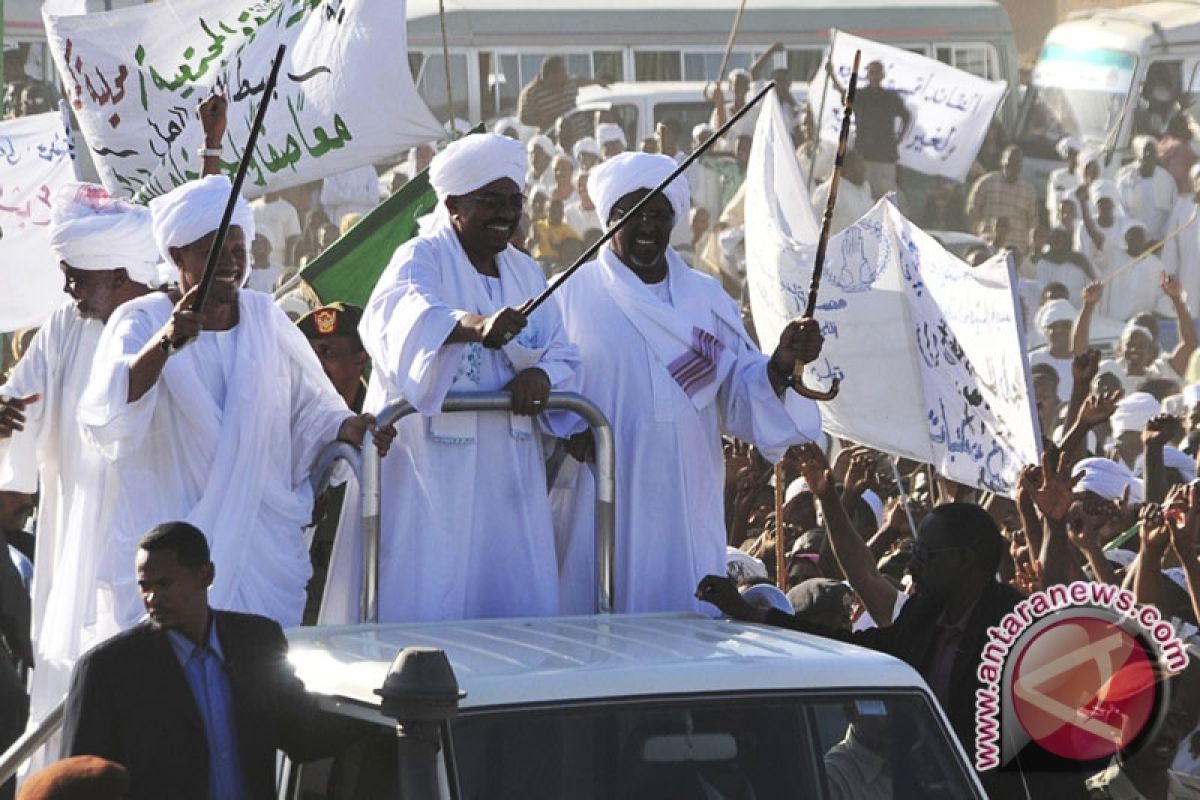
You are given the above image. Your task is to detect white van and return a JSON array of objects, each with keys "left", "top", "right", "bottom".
[
  {"left": 1015, "top": 1, "right": 1200, "bottom": 186},
  {"left": 278, "top": 613, "right": 986, "bottom": 798}
]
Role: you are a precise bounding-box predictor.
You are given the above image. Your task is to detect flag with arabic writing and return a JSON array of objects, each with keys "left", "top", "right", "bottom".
[
  {"left": 811, "top": 30, "right": 1008, "bottom": 181},
  {"left": 43, "top": 0, "right": 444, "bottom": 201},
  {"left": 744, "top": 92, "right": 1040, "bottom": 496},
  {"left": 0, "top": 107, "right": 79, "bottom": 331},
  {"left": 298, "top": 170, "right": 436, "bottom": 309}
]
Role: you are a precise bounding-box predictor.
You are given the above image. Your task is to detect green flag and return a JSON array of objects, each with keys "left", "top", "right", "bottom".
[{"left": 299, "top": 171, "right": 437, "bottom": 308}]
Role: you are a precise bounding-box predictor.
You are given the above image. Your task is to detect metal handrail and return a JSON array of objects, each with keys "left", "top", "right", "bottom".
[
  {"left": 362, "top": 390, "right": 616, "bottom": 622},
  {"left": 309, "top": 440, "right": 363, "bottom": 497},
  {"left": 0, "top": 697, "right": 65, "bottom": 786}
]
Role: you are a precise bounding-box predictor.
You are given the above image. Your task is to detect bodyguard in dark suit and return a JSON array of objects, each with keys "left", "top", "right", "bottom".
[{"left": 62, "top": 521, "right": 352, "bottom": 800}]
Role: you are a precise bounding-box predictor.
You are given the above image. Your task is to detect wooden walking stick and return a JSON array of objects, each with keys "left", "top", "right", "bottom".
[
  {"left": 774, "top": 461, "right": 787, "bottom": 590},
  {"left": 791, "top": 49, "right": 862, "bottom": 402}
]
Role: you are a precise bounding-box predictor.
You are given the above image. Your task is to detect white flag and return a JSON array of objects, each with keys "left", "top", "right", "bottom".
[
  {"left": 44, "top": 0, "right": 445, "bottom": 201},
  {"left": 813, "top": 30, "right": 1007, "bottom": 181},
  {"left": 0, "top": 108, "right": 79, "bottom": 332},
  {"left": 745, "top": 95, "right": 1040, "bottom": 495}
]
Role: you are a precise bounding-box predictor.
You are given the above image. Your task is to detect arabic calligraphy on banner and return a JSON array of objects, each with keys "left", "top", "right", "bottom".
[
  {"left": 44, "top": 0, "right": 445, "bottom": 200},
  {"left": 0, "top": 107, "right": 79, "bottom": 332},
  {"left": 744, "top": 92, "right": 1040, "bottom": 495},
  {"left": 813, "top": 30, "right": 1008, "bottom": 182}
]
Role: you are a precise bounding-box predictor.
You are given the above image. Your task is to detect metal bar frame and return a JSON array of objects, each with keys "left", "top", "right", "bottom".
[
  {"left": 362, "top": 390, "right": 616, "bottom": 622},
  {"left": 0, "top": 699, "right": 64, "bottom": 786}
]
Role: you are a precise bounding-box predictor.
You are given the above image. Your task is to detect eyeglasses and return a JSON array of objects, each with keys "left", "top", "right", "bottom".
[
  {"left": 609, "top": 206, "right": 675, "bottom": 226},
  {"left": 911, "top": 543, "right": 963, "bottom": 564},
  {"left": 463, "top": 192, "right": 525, "bottom": 213}
]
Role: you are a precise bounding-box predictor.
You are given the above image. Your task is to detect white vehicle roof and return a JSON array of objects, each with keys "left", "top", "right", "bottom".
[
  {"left": 287, "top": 612, "right": 927, "bottom": 721},
  {"left": 1051, "top": 1, "right": 1200, "bottom": 52},
  {"left": 575, "top": 82, "right": 809, "bottom": 106}
]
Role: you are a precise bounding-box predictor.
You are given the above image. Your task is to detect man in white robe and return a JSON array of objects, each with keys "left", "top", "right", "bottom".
[
  {"left": 1105, "top": 220, "right": 1171, "bottom": 323},
  {"left": 553, "top": 152, "right": 824, "bottom": 614},
  {"left": 1117, "top": 136, "right": 1177, "bottom": 241},
  {"left": 811, "top": 149, "right": 873, "bottom": 234},
  {"left": 356, "top": 133, "right": 581, "bottom": 623},
  {"left": 0, "top": 184, "right": 160, "bottom": 763},
  {"left": 78, "top": 175, "right": 385, "bottom": 630},
  {"left": 1163, "top": 164, "right": 1200, "bottom": 312}
]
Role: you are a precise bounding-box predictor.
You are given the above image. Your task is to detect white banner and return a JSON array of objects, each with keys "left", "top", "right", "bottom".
[
  {"left": 0, "top": 108, "right": 79, "bottom": 332},
  {"left": 745, "top": 93, "right": 1040, "bottom": 495},
  {"left": 813, "top": 30, "right": 1008, "bottom": 181},
  {"left": 44, "top": 0, "right": 445, "bottom": 201}
]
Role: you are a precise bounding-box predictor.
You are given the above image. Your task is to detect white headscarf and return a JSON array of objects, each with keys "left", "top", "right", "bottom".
[
  {"left": 587, "top": 151, "right": 691, "bottom": 226},
  {"left": 572, "top": 136, "right": 601, "bottom": 161},
  {"left": 596, "top": 123, "right": 627, "bottom": 148},
  {"left": 48, "top": 182, "right": 160, "bottom": 287},
  {"left": 526, "top": 134, "right": 555, "bottom": 158},
  {"left": 148, "top": 175, "right": 255, "bottom": 269},
  {"left": 784, "top": 477, "right": 810, "bottom": 504},
  {"left": 421, "top": 132, "right": 528, "bottom": 235},
  {"left": 492, "top": 116, "right": 521, "bottom": 137},
  {"left": 1035, "top": 298, "right": 1076, "bottom": 332},
  {"left": 1110, "top": 392, "right": 1162, "bottom": 436},
  {"left": 1073, "top": 457, "right": 1144, "bottom": 502}
]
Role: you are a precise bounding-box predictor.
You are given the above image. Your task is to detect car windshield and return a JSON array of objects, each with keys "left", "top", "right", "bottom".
[
  {"left": 1016, "top": 43, "right": 1136, "bottom": 159},
  {"left": 449, "top": 691, "right": 978, "bottom": 799}
]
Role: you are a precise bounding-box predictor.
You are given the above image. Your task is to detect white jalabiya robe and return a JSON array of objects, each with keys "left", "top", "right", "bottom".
[
  {"left": 1075, "top": 214, "right": 1128, "bottom": 280},
  {"left": 0, "top": 301, "right": 111, "bottom": 759},
  {"left": 553, "top": 247, "right": 821, "bottom": 614},
  {"left": 355, "top": 223, "right": 580, "bottom": 623},
  {"left": 1163, "top": 198, "right": 1200, "bottom": 314},
  {"left": 79, "top": 290, "right": 350, "bottom": 629},
  {"left": 1117, "top": 165, "right": 1177, "bottom": 240},
  {"left": 1105, "top": 250, "right": 1170, "bottom": 323}
]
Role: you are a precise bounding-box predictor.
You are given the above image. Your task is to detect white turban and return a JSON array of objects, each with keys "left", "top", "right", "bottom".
[
  {"left": 492, "top": 116, "right": 521, "bottom": 136},
  {"left": 428, "top": 132, "right": 527, "bottom": 202},
  {"left": 784, "top": 477, "right": 810, "bottom": 504},
  {"left": 741, "top": 583, "right": 793, "bottom": 614},
  {"left": 1035, "top": 298, "right": 1076, "bottom": 332},
  {"left": 587, "top": 151, "right": 691, "bottom": 226},
  {"left": 526, "top": 134, "right": 555, "bottom": 157},
  {"left": 1089, "top": 179, "right": 1121, "bottom": 205},
  {"left": 149, "top": 175, "right": 255, "bottom": 269},
  {"left": 1073, "top": 457, "right": 1144, "bottom": 502},
  {"left": 1077, "top": 146, "right": 1103, "bottom": 179},
  {"left": 48, "top": 182, "right": 160, "bottom": 287},
  {"left": 1121, "top": 322, "right": 1156, "bottom": 346},
  {"left": 1184, "top": 382, "right": 1200, "bottom": 406},
  {"left": 596, "top": 123, "right": 627, "bottom": 148},
  {"left": 572, "top": 137, "right": 601, "bottom": 161},
  {"left": 1110, "top": 392, "right": 1162, "bottom": 436},
  {"left": 1134, "top": 446, "right": 1196, "bottom": 479},
  {"left": 693, "top": 122, "right": 715, "bottom": 141},
  {"left": 725, "top": 546, "right": 768, "bottom": 583},
  {"left": 1056, "top": 137, "right": 1083, "bottom": 159}
]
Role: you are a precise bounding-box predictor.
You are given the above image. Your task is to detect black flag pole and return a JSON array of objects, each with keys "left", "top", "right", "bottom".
[
  {"left": 170, "top": 43, "right": 287, "bottom": 350},
  {"left": 518, "top": 80, "right": 776, "bottom": 317}
]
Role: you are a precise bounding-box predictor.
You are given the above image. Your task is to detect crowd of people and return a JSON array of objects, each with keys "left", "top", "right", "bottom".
[{"left": 1, "top": 49, "right": 1200, "bottom": 800}]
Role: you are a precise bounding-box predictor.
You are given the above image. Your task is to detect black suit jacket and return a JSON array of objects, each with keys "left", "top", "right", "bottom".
[{"left": 62, "top": 610, "right": 345, "bottom": 800}]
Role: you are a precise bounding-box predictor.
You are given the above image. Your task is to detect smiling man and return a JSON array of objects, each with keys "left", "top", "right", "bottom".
[
  {"left": 78, "top": 175, "right": 390, "bottom": 632},
  {"left": 358, "top": 132, "right": 580, "bottom": 622},
  {"left": 552, "top": 152, "right": 824, "bottom": 614}
]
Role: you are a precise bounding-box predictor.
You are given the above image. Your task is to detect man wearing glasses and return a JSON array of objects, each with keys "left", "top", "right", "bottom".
[
  {"left": 358, "top": 133, "right": 580, "bottom": 622},
  {"left": 552, "top": 151, "right": 824, "bottom": 615}
]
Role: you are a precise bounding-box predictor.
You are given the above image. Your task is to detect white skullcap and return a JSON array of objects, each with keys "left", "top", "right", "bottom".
[
  {"left": 572, "top": 137, "right": 601, "bottom": 161},
  {"left": 1133, "top": 446, "right": 1195, "bottom": 479},
  {"left": 693, "top": 122, "right": 715, "bottom": 140},
  {"left": 1035, "top": 298, "right": 1077, "bottom": 331},
  {"left": 1184, "top": 382, "right": 1200, "bottom": 406},
  {"left": 492, "top": 116, "right": 520, "bottom": 136},
  {"left": 784, "top": 477, "right": 810, "bottom": 504},
  {"left": 148, "top": 175, "right": 255, "bottom": 269},
  {"left": 48, "top": 182, "right": 159, "bottom": 286},
  {"left": 1056, "top": 137, "right": 1083, "bottom": 159},
  {"left": 1132, "top": 134, "right": 1157, "bottom": 154},
  {"left": 1073, "top": 457, "right": 1144, "bottom": 502},
  {"left": 741, "top": 583, "right": 794, "bottom": 614},
  {"left": 860, "top": 489, "right": 884, "bottom": 529},
  {"left": 1110, "top": 392, "right": 1162, "bottom": 436},
  {"left": 428, "top": 132, "right": 527, "bottom": 202},
  {"left": 527, "top": 134, "right": 555, "bottom": 156},
  {"left": 725, "top": 547, "right": 768, "bottom": 583},
  {"left": 588, "top": 151, "right": 691, "bottom": 225},
  {"left": 1121, "top": 321, "right": 1156, "bottom": 344},
  {"left": 1089, "top": 179, "right": 1120, "bottom": 205},
  {"left": 596, "top": 122, "right": 627, "bottom": 147}
]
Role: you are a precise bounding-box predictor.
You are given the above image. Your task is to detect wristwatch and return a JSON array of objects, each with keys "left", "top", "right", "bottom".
[
  {"left": 767, "top": 359, "right": 795, "bottom": 389},
  {"left": 158, "top": 334, "right": 174, "bottom": 354}
]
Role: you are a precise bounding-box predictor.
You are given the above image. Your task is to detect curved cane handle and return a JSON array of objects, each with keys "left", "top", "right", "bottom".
[{"left": 795, "top": 375, "right": 841, "bottom": 402}]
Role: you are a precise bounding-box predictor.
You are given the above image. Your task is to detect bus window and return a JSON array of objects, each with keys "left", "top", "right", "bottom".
[
  {"left": 683, "top": 51, "right": 754, "bottom": 83},
  {"left": 635, "top": 51, "right": 683, "bottom": 81},
  {"left": 787, "top": 49, "right": 824, "bottom": 83},
  {"left": 654, "top": 102, "right": 714, "bottom": 140},
  {"left": 935, "top": 43, "right": 999, "bottom": 81},
  {"left": 418, "top": 53, "right": 470, "bottom": 123},
  {"left": 594, "top": 50, "right": 625, "bottom": 83}
]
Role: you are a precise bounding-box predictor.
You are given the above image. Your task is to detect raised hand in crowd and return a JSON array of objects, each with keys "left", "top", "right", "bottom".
[
  {"left": 1134, "top": 502, "right": 1174, "bottom": 610},
  {"left": 0, "top": 393, "right": 40, "bottom": 438},
  {"left": 841, "top": 450, "right": 877, "bottom": 504},
  {"left": 1024, "top": 445, "right": 1084, "bottom": 587},
  {"left": 1142, "top": 413, "right": 1185, "bottom": 504},
  {"left": 1165, "top": 483, "right": 1200, "bottom": 626},
  {"left": 1064, "top": 348, "right": 1100, "bottom": 427},
  {"left": 1065, "top": 493, "right": 1120, "bottom": 585}
]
